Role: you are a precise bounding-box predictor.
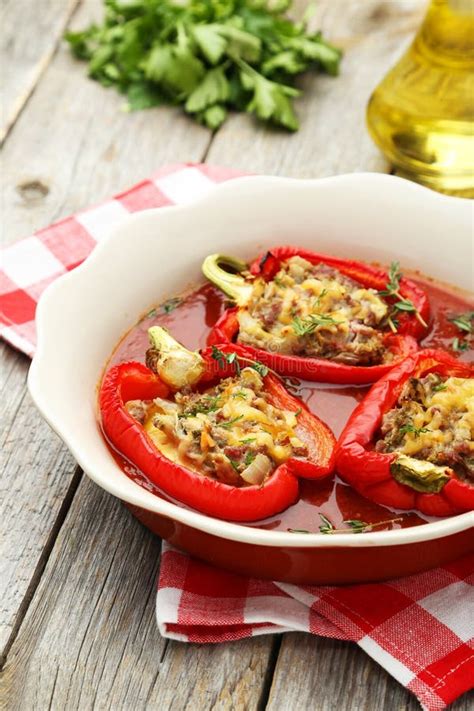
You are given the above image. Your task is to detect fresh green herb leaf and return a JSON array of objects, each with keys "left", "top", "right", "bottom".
[
  {"left": 127, "top": 82, "right": 166, "bottom": 110},
  {"left": 449, "top": 312, "right": 474, "bottom": 334},
  {"left": 180, "top": 396, "right": 222, "bottom": 417},
  {"left": 379, "top": 261, "right": 427, "bottom": 329},
  {"left": 185, "top": 65, "right": 230, "bottom": 113},
  {"left": 199, "top": 104, "right": 227, "bottom": 129},
  {"left": 219, "top": 24, "right": 261, "bottom": 63},
  {"left": 146, "top": 308, "right": 157, "bottom": 319},
  {"left": 318, "top": 513, "right": 335, "bottom": 534},
  {"left": 312, "top": 288, "right": 327, "bottom": 309},
  {"left": 292, "top": 313, "right": 341, "bottom": 336},
  {"left": 241, "top": 60, "right": 300, "bottom": 131},
  {"left": 220, "top": 414, "right": 244, "bottom": 429},
  {"left": 240, "top": 437, "right": 256, "bottom": 444},
  {"left": 386, "top": 315, "right": 399, "bottom": 333},
  {"left": 293, "top": 517, "right": 403, "bottom": 536},
  {"left": 211, "top": 346, "right": 268, "bottom": 376},
  {"left": 227, "top": 457, "right": 240, "bottom": 472},
  {"left": 249, "top": 360, "right": 269, "bottom": 377},
  {"left": 343, "top": 519, "right": 368, "bottom": 533},
  {"left": 65, "top": 0, "right": 341, "bottom": 131},
  {"left": 144, "top": 43, "right": 205, "bottom": 95},
  {"left": 232, "top": 391, "right": 248, "bottom": 399},
  {"left": 287, "top": 528, "right": 311, "bottom": 534},
  {"left": 399, "top": 422, "right": 429, "bottom": 438},
  {"left": 379, "top": 261, "right": 402, "bottom": 297},
  {"left": 294, "top": 407, "right": 302, "bottom": 417},
  {"left": 211, "top": 345, "right": 240, "bottom": 372},
  {"left": 211, "top": 345, "right": 226, "bottom": 368},
  {"left": 244, "top": 451, "right": 256, "bottom": 466},
  {"left": 287, "top": 35, "right": 342, "bottom": 75},
  {"left": 319, "top": 516, "right": 403, "bottom": 534},
  {"left": 192, "top": 24, "right": 228, "bottom": 65},
  {"left": 342, "top": 517, "right": 402, "bottom": 533},
  {"left": 162, "top": 296, "right": 182, "bottom": 314},
  {"left": 262, "top": 50, "right": 306, "bottom": 76},
  {"left": 452, "top": 337, "right": 469, "bottom": 352},
  {"left": 432, "top": 382, "right": 447, "bottom": 392},
  {"left": 394, "top": 300, "right": 417, "bottom": 313}
]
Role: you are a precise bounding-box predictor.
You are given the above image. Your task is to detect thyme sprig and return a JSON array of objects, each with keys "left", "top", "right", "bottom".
[
  {"left": 220, "top": 414, "right": 244, "bottom": 429},
  {"left": 318, "top": 513, "right": 403, "bottom": 535},
  {"left": 379, "top": 262, "right": 427, "bottom": 330},
  {"left": 292, "top": 313, "right": 342, "bottom": 336},
  {"left": 211, "top": 345, "right": 269, "bottom": 377},
  {"left": 162, "top": 296, "right": 182, "bottom": 314},
  {"left": 453, "top": 338, "right": 469, "bottom": 352},
  {"left": 449, "top": 311, "right": 474, "bottom": 334},
  {"left": 180, "top": 395, "right": 223, "bottom": 418}
]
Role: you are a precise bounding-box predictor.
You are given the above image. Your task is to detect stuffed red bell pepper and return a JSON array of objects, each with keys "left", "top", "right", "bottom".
[
  {"left": 336, "top": 349, "right": 474, "bottom": 516},
  {"left": 100, "top": 327, "right": 336, "bottom": 522},
  {"left": 203, "top": 246, "right": 430, "bottom": 384}
]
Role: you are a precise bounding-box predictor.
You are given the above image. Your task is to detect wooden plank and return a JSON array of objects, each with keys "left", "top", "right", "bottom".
[
  {"left": 146, "top": 636, "right": 276, "bottom": 710},
  {"left": 0, "top": 342, "right": 80, "bottom": 659},
  {"left": 1, "top": 0, "right": 211, "bottom": 247},
  {"left": 0, "top": 0, "right": 210, "bottom": 666},
  {"left": 265, "top": 633, "right": 473, "bottom": 711},
  {"left": 208, "top": 0, "right": 425, "bottom": 177},
  {"left": 0, "top": 0, "right": 80, "bottom": 143},
  {"left": 0, "top": 478, "right": 273, "bottom": 711}
]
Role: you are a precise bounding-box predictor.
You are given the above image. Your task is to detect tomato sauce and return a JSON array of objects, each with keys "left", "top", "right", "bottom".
[{"left": 110, "top": 276, "right": 473, "bottom": 533}]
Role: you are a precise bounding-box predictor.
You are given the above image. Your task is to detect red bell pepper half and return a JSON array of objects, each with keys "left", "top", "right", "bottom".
[
  {"left": 205, "top": 246, "right": 429, "bottom": 384},
  {"left": 99, "top": 342, "right": 336, "bottom": 522},
  {"left": 336, "top": 349, "right": 474, "bottom": 516}
]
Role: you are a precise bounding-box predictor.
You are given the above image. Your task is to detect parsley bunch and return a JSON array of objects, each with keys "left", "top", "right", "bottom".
[{"left": 65, "top": 0, "right": 341, "bottom": 130}]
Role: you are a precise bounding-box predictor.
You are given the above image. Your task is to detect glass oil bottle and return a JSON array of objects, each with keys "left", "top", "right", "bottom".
[{"left": 367, "top": 0, "right": 474, "bottom": 196}]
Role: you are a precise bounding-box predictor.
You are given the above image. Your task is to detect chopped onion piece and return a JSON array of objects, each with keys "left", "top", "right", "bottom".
[{"left": 240, "top": 453, "right": 272, "bottom": 485}]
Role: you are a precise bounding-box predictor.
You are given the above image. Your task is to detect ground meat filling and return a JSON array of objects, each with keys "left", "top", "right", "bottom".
[
  {"left": 236, "top": 256, "right": 391, "bottom": 366},
  {"left": 375, "top": 374, "right": 474, "bottom": 482},
  {"left": 124, "top": 367, "right": 308, "bottom": 487}
]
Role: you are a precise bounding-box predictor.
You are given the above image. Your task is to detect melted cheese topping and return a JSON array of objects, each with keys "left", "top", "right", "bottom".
[
  {"left": 135, "top": 368, "right": 306, "bottom": 482},
  {"left": 397, "top": 377, "right": 474, "bottom": 458},
  {"left": 236, "top": 256, "right": 388, "bottom": 360}
]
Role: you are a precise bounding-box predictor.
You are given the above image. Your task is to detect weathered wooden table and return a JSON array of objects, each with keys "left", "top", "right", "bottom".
[{"left": 1, "top": 1, "right": 472, "bottom": 708}]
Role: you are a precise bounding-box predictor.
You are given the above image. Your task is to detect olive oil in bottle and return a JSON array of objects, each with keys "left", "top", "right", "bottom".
[{"left": 367, "top": 0, "right": 474, "bottom": 196}]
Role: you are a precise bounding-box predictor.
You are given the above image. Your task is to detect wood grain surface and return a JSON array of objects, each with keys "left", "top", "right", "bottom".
[
  {"left": 1, "top": 0, "right": 472, "bottom": 709},
  {"left": 0, "top": 0, "right": 80, "bottom": 144}
]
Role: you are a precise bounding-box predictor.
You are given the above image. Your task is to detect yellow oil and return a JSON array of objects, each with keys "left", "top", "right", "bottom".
[{"left": 367, "top": 0, "right": 474, "bottom": 196}]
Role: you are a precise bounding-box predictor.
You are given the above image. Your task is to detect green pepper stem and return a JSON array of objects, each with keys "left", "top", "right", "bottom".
[
  {"left": 391, "top": 454, "right": 450, "bottom": 494},
  {"left": 202, "top": 254, "right": 254, "bottom": 305},
  {"left": 147, "top": 326, "right": 205, "bottom": 390}
]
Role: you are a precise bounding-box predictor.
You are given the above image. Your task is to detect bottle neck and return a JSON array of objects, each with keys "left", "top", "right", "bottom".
[{"left": 416, "top": 0, "right": 474, "bottom": 65}]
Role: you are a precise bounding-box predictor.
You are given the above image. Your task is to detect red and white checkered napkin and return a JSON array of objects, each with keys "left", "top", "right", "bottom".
[
  {"left": 158, "top": 544, "right": 474, "bottom": 711},
  {"left": 0, "top": 163, "right": 243, "bottom": 355},
  {"left": 1, "top": 163, "right": 473, "bottom": 710}
]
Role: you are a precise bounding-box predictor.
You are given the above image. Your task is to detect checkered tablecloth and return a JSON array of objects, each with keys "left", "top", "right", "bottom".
[
  {"left": 0, "top": 163, "right": 242, "bottom": 355},
  {"left": 1, "top": 163, "right": 473, "bottom": 711}
]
